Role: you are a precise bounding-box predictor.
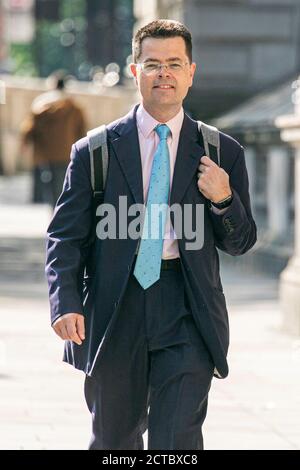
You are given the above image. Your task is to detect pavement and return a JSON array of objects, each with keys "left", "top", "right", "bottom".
[{"left": 0, "top": 176, "right": 299, "bottom": 450}]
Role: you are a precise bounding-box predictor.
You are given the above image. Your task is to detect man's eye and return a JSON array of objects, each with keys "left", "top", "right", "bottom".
[
  {"left": 169, "top": 63, "right": 181, "bottom": 69},
  {"left": 144, "top": 64, "right": 158, "bottom": 71}
]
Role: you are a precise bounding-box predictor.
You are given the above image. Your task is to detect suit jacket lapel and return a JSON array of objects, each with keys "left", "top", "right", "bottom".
[
  {"left": 109, "top": 105, "right": 144, "bottom": 205},
  {"left": 170, "top": 113, "right": 206, "bottom": 206},
  {"left": 108, "top": 106, "right": 206, "bottom": 207}
]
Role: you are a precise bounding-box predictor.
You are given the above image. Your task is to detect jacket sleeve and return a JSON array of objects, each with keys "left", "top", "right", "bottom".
[
  {"left": 45, "top": 142, "right": 93, "bottom": 325},
  {"left": 208, "top": 145, "right": 257, "bottom": 256}
]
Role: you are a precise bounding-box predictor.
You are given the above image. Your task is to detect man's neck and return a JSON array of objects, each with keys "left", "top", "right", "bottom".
[{"left": 142, "top": 102, "right": 182, "bottom": 123}]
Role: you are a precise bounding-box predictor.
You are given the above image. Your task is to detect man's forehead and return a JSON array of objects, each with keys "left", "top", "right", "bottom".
[{"left": 140, "top": 36, "right": 187, "bottom": 58}]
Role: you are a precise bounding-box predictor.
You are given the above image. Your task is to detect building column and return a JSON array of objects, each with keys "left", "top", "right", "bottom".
[
  {"left": 244, "top": 146, "right": 256, "bottom": 215},
  {"left": 266, "top": 146, "right": 289, "bottom": 238},
  {"left": 275, "top": 75, "right": 300, "bottom": 335},
  {"left": 279, "top": 147, "right": 300, "bottom": 334}
]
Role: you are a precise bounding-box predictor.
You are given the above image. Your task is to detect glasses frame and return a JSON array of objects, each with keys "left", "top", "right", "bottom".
[{"left": 136, "top": 61, "right": 189, "bottom": 75}]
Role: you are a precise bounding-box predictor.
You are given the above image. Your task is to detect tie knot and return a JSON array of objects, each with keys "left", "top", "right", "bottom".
[{"left": 155, "top": 124, "right": 171, "bottom": 141}]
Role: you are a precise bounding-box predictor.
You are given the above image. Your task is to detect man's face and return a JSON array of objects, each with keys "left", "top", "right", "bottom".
[{"left": 130, "top": 36, "right": 196, "bottom": 111}]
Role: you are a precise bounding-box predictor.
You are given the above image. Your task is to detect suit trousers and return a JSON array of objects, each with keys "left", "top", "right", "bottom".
[{"left": 84, "top": 259, "right": 215, "bottom": 450}]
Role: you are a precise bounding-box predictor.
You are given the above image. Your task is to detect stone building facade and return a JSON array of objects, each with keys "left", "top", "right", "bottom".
[
  {"left": 134, "top": 0, "right": 300, "bottom": 119},
  {"left": 212, "top": 77, "right": 297, "bottom": 274}
]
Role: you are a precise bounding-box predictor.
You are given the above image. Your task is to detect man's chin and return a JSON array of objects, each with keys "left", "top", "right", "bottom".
[{"left": 152, "top": 96, "right": 179, "bottom": 106}]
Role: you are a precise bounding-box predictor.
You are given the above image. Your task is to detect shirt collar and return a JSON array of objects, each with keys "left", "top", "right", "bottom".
[{"left": 136, "top": 103, "right": 184, "bottom": 140}]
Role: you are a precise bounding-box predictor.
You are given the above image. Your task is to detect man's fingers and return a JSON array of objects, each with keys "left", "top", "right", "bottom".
[
  {"left": 65, "top": 322, "right": 82, "bottom": 345},
  {"left": 60, "top": 323, "right": 71, "bottom": 341},
  {"left": 76, "top": 316, "right": 85, "bottom": 341},
  {"left": 200, "top": 155, "right": 218, "bottom": 167},
  {"left": 52, "top": 321, "right": 69, "bottom": 340},
  {"left": 198, "top": 164, "right": 208, "bottom": 173},
  {"left": 197, "top": 177, "right": 208, "bottom": 192},
  {"left": 52, "top": 323, "right": 64, "bottom": 339},
  {"left": 52, "top": 314, "right": 85, "bottom": 345}
]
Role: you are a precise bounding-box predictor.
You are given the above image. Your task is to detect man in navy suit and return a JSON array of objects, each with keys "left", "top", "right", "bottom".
[{"left": 45, "top": 19, "right": 257, "bottom": 450}]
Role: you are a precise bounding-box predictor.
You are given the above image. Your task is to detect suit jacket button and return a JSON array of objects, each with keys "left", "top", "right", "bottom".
[{"left": 114, "top": 301, "right": 118, "bottom": 308}]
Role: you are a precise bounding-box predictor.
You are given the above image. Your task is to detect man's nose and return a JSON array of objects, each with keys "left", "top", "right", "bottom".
[{"left": 157, "top": 65, "right": 171, "bottom": 77}]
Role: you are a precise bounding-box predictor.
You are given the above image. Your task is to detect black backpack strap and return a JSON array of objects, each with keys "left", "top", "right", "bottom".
[
  {"left": 86, "top": 125, "right": 109, "bottom": 249},
  {"left": 87, "top": 124, "right": 108, "bottom": 203}
]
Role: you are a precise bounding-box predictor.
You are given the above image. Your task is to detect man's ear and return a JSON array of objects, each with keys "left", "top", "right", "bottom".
[
  {"left": 129, "top": 63, "right": 138, "bottom": 86},
  {"left": 130, "top": 63, "right": 137, "bottom": 78},
  {"left": 189, "top": 62, "right": 196, "bottom": 87}
]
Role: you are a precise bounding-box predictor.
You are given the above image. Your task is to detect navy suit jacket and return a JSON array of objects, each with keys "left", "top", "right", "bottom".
[{"left": 45, "top": 104, "right": 257, "bottom": 379}]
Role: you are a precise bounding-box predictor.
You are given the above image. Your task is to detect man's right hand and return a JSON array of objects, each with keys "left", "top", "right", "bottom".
[{"left": 52, "top": 313, "right": 85, "bottom": 345}]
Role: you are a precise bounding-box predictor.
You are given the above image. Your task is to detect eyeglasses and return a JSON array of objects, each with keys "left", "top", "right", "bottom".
[{"left": 136, "top": 61, "right": 189, "bottom": 75}]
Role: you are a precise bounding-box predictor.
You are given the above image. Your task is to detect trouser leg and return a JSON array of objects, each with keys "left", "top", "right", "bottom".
[
  {"left": 147, "top": 311, "right": 215, "bottom": 450},
  {"left": 84, "top": 275, "right": 149, "bottom": 450},
  {"left": 84, "top": 373, "right": 148, "bottom": 450},
  {"left": 84, "top": 266, "right": 215, "bottom": 450}
]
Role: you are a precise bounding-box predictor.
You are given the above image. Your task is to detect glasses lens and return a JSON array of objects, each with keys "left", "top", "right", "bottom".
[
  {"left": 138, "top": 61, "right": 187, "bottom": 74},
  {"left": 143, "top": 63, "right": 159, "bottom": 74}
]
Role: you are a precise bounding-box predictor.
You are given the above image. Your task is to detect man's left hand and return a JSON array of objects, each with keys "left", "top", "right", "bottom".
[{"left": 197, "top": 156, "right": 232, "bottom": 203}]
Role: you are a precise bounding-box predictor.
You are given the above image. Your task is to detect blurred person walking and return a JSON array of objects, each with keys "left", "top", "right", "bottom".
[
  {"left": 45, "top": 20, "right": 257, "bottom": 450},
  {"left": 20, "top": 72, "right": 86, "bottom": 207}
]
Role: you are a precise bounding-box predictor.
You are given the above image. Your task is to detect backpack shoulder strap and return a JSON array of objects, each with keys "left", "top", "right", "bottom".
[
  {"left": 87, "top": 124, "right": 109, "bottom": 202},
  {"left": 197, "top": 121, "right": 220, "bottom": 167}
]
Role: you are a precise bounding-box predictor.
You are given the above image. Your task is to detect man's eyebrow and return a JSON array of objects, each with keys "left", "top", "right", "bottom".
[
  {"left": 142, "top": 57, "right": 183, "bottom": 63},
  {"left": 166, "top": 57, "right": 183, "bottom": 62},
  {"left": 142, "top": 58, "right": 160, "bottom": 63}
]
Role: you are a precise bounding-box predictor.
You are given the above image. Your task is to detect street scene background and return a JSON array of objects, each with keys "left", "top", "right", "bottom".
[{"left": 1, "top": 0, "right": 300, "bottom": 450}]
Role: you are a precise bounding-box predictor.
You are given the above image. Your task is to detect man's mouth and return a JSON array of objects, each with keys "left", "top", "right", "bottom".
[{"left": 153, "top": 85, "right": 175, "bottom": 89}]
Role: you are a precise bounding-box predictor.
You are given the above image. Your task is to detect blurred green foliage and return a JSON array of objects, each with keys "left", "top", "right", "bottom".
[
  {"left": 10, "top": 0, "right": 87, "bottom": 78},
  {"left": 8, "top": 0, "right": 133, "bottom": 80},
  {"left": 10, "top": 43, "right": 38, "bottom": 76}
]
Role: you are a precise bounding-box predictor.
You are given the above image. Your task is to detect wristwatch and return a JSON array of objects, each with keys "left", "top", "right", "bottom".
[{"left": 210, "top": 193, "right": 233, "bottom": 209}]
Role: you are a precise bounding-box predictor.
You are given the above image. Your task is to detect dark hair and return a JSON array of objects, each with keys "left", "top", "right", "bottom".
[{"left": 132, "top": 19, "right": 192, "bottom": 63}]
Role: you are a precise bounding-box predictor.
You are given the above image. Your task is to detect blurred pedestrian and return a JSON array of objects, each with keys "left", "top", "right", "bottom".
[{"left": 20, "top": 71, "right": 87, "bottom": 207}]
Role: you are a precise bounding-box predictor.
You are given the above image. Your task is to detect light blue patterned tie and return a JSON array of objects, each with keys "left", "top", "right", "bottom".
[{"left": 134, "top": 124, "right": 171, "bottom": 289}]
